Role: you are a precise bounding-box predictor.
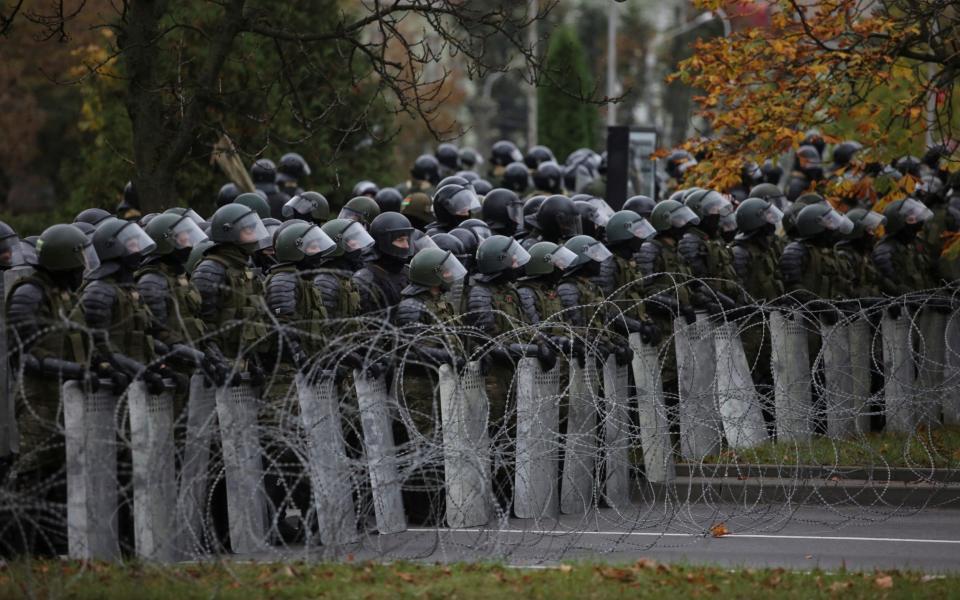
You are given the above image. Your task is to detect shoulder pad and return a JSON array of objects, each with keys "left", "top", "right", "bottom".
[
  {"left": 516, "top": 285, "right": 541, "bottom": 324},
  {"left": 394, "top": 296, "right": 426, "bottom": 327},
  {"left": 779, "top": 241, "right": 809, "bottom": 285},
  {"left": 731, "top": 243, "right": 751, "bottom": 279},
  {"left": 636, "top": 240, "right": 662, "bottom": 276},
  {"left": 80, "top": 279, "right": 118, "bottom": 329},
  {"left": 465, "top": 284, "right": 496, "bottom": 332},
  {"left": 677, "top": 232, "right": 708, "bottom": 276},
  {"left": 265, "top": 270, "right": 300, "bottom": 317}
]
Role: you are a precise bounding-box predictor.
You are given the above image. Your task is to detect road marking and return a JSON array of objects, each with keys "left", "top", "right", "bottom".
[{"left": 407, "top": 527, "right": 960, "bottom": 545}]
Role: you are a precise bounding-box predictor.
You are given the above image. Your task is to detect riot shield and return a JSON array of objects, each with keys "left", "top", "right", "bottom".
[
  {"left": 215, "top": 381, "right": 269, "bottom": 554},
  {"left": 915, "top": 309, "right": 946, "bottom": 427},
  {"left": 354, "top": 370, "right": 406, "bottom": 535},
  {"left": 560, "top": 356, "right": 599, "bottom": 515},
  {"left": 439, "top": 362, "right": 492, "bottom": 528},
  {"left": 629, "top": 334, "right": 674, "bottom": 483},
  {"left": 945, "top": 310, "right": 960, "bottom": 426},
  {"left": 881, "top": 314, "right": 915, "bottom": 433},
  {"left": 769, "top": 311, "right": 813, "bottom": 442},
  {"left": 0, "top": 273, "right": 13, "bottom": 459},
  {"left": 128, "top": 379, "right": 176, "bottom": 562},
  {"left": 63, "top": 379, "right": 120, "bottom": 561},
  {"left": 714, "top": 322, "right": 767, "bottom": 449},
  {"left": 176, "top": 374, "right": 218, "bottom": 557},
  {"left": 296, "top": 373, "right": 358, "bottom": 545},
  {"left": 847, "top": 316, "right": 873, "bottom": 434},
  {"left": 514, "top": 357, "right": 561, "bottom": 519},
  {"left": 601, "top": 353, "right": 631, "bottom": 509},
  {"left": 820, "top": 322, "right": 855, "bottom": 440},
  {"left": 673, "top": 314, "right": 722, "bottom": 460}
]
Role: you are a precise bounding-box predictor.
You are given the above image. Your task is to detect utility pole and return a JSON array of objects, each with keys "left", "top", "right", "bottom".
[
  {"left": 527, "top": 0, "right": 538, "bottom": 147},
  {"left": 606, "top": 1, "right": 619, "bottom": 126}
]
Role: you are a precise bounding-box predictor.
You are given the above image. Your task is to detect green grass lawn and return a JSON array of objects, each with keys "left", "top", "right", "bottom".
[
  {"left": 1, "top": 560, "right": 956, "bottom": 599},
  {"left": 700, "top": 426, "right": 960, "bottom": 470}
]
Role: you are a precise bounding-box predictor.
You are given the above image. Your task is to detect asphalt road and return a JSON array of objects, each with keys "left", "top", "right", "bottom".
[{"left": 253, "top": 502, "right": 960, "bottom": 573}]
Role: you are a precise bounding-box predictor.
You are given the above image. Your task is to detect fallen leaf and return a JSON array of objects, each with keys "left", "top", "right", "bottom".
[
  {"left": 281, "top": 565, "right": 296, "bottom": 578},
  {"left": 710, "top": 523, "right": 729, "bottom": 537},
  {"left": 875, "top": 575, "right": 894, "bottom": 589},
  {"left": 829, "top": 581, "right": 853, "bottom": 592},
  {"left": 597, "top": 567, "right": 634, "bottom": 582},
  {"left": 634, "top": 558, "right": 658, "bottom": 570},
  {"left": 396, "top": 572, "right": 415, "bottom": 583},
  {"left": 559, "top": 564, "right": 573, "bottom": 573}
]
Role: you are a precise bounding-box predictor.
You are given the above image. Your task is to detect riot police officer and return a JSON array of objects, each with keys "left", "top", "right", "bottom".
[
  {"left": 400, "top": 192, "right": 434, "bottom": 231},
  {"left": 835, "top": 208, "right": 885, "bottom": 302},
  {"left": 352, "top": 212, "right": 414, "bottom": 314},
  {"left": 786, "top": 145, "right": 825, "bottom": 201},
  {"left": 872, "top": 198, "right": 936, "bottom": 300},
  {"left": 338, "top": 195, "right": 381, "bottom": 228},
  {"left": 481, "top": 188, "right": 524, "bottom": 237},
  {"left": 679, "top": 189, "right": 744, "bottom": 314},
  {"left": 530, "top": 161, "right": 563, "bottom": 197},
  {"left": 488, "top": 140, "right": 524, "bottom": 180},
  {"left": 397, "top": 154, "right": 441, "bottom": 197},
  {"left": 536, "top": 195, "right": 582, "bottom": 244},
  {"left": 251, "top": 158, "right": 290, "bottom": 219},
  {"left": 623, "top": 195, "right": 655, "bottom": 221},
  {"left": 281, "top": 191, "right": 331, "bottom": 225},
  {"left": 277, "top": 152, "right": 311, "bottom": 198},
  {"left": 501, "top": 162, "right": 531, "bottom": 195},
  {"left": 604, "top": 210, "right": 659, "bottom": 344},
  {"left": 374, "top": 188, "right": 404, "bottom": 214},
  {"left": 425, "top": 183, "right": 481, "bottom": 235}
]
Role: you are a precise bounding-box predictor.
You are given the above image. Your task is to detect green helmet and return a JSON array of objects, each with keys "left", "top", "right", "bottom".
[
  {"left": 649, "top": 199, "right": 700, "bottom": 232},
  {"left": 605, "top": 210, "right": 656, "bottom": 245},
  {"left": 273, "top": 219, "right": 335, "bottom": 263},
  {"left": 476, "top": 234, "right": 531, "bottom": 275},
  {"left": 795, "top": 192, "right": 826, "bottom": 208},
  {"left": 282, "top": 191, "right": 330, "bottom": 223},
  {"left": 93, "top": 217, "right": 157, "bottom": 261},
  {"left": 563, "top": 235, "right": 612, "bottom": 268},
  {"left": 234, "top": 192, "right": 271, "bottom": 219},
  {"left": 795, "top": 203, "right": 853, "bottom": 239},
  {"left": 35, "top": 223, "right": 99, "bottom": 273},
  {"left": 145, "top": 212, "right": 208, "bottom": 255},
  {"left": 882, "top": 197, "right": 934, "bottom": 236},
  {"left": 524, "top": 241, "right": 577, "bottom": 277},
  {"left": 684, "top": 189, "right": 736, "bottom": 232},
  {"left": 209, "top": 203, "right": 271, "bottom": 251},
  {"left": 844, "top": 208, "right": 886, "bottom": 240},
  {"left": 163, "top": 206, "right": 205, "bottom": 225},
  {"left": 185, "top": 239, "right": 216, "bottom": 275},
  {"left": 408, "top": 247, "right": 467, "bottom": 289},
  {"left": 401, "top": 192, "right": 434, "bottom": 225},
  {"left": 735, "top": 197, "right": 783, "bottom": 234},
  {"left": 338, "top": 195, "right": 380, "bottom": 226},
  {"left": 748, "top": 183, "right": 786, "bottom": 204},
  {"left": 320, "top": 218, "right": 375, "bottom": 257}
]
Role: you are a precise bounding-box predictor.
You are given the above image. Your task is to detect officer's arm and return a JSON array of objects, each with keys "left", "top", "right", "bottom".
[
  {"left": 351, "top": 268, "right": 379, "bottom": 315},
  {"left": 556, "top": 282, "right": 584, "bottom": 327},
  {"left": 136, "top": 271, "right": 175, "bottom": 343},
  {"left": 6, "top": 282, "right": 45, "bottom": 354},
  {"left": 871, "top": 241, "right": 907, "bottom": 297},
  {"left": 465, "top": 285, "right": 496, "bottom": 334},
  {"left": 731, "top": 243, "right": 751, "bottom": 283},
  {"left": 312, "top": 272, "right": 342, "bottom": 316},
  {"left": 191, "top": 258, "right": 227, "bottom": 321},
  {"left": 677, "top": 233, "right": 709, "bottom": 280},
  {"left": 265, "top": 271, "right": 306, "bottom": 365},
  {"left": 80, "top": 280, "right": 119, "bottom": 358},
  {"left": 516, "top": 286, "right": 541, "bottom": 325},
  {"left": 779, "top": 241, "right": 814, "bottom": 300}
]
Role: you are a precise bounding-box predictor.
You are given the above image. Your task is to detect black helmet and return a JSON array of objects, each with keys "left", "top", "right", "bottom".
[
  {"left": 436, "top": 143, "right": 461, "bottom": 171},
  {"left": 433, "top": 184, "right": 481, "bottom": 226},
  {"left": 430, "top": 232, "right": 465, "bottom": 256},
  {"left": 801, "top": 131, "right": 825, "bottom": 156},
  {"left": 665, "top": 149, "right": 697, "bottom": 181},
  {"left": 623, "top": 195, "right": 655, "bottom": 220},
  {"left": 36, "top": 224, "right": 99, "bottom": 275},
  {"left": 374, "top": 187, "right": 404, "bottom": 213},
  {"left": 490, "top": 140, "right": 524, "bottom": 167},
  {"left": 411, "top": 154, "right": 441, "bottom": 184},
  {"left": 455, "top": 170, "right": 480, "bottom": 183},
  {"left": 352, "top": 180, "right": 379, "bottom": 198},
  {"left": 522, "top": 195, "right": 547, "bottom": 229},
  {"left": 458, "top": 218, "right": 492, "bottom": 243},
  {"left": 278, "top": 152, "right": 311, "bottom": 179},
  {"left": 472, "top": 178, "right": 493, "bottom": 196},
  {"left": 563, "top": 163, "right": 593, "bottom": 193},
  {"left": 437, "top": 175, "right": 472, "bottom": 190},
  {"left": 74, "top": 207, "right": 113, "bottom": 227},
  {"left": 459, "top": 147, "right": 483, "bottom": 170},
  {"left": 832, "top": 141, "right": 863, "bottom": 168},
  {"left": 795, "top": 145, "right": 823, "bottom": 180},
  {"left": 574, "top": 198, "right": 615, "bottom": 235},
  {"left": 532, "top": 161, "right": 563, "bottom": 194},
  {"left": 449, "top": 228, "right": 479, "bottom": 263},
  {"left": 481, "top": 188, "right": 524, "bottom": 234},
  {"left": 761, "top": 159, "right": 783, "bottom": 184},
  {"left": 73, "top": 221, "right": 96, "bottom": 240},
  {"left": 369, "top": 212, "right": 414, "bottom": 259},
  {"left": 524, "top": 145, "right": 556, "bottom": 170},
  {"left": 502, "top": 162, "right": 531, "bottom": 193},
  {"left": 684, "top": 189, "right": 737, "bottom": 234},
  {"left": 893, "top": 155, "right": 922, "bottom": 178},
  {"left": 538, "top": 195, "right": 582, "bottom": 241},
  {"left": 122, "top": 181, "right": 140, "bottom": 209},
  {"left": 250, "top": 158, "right": 277, "bottom": 184},
  {"left": 282, "top": 191, "right": 330, "bottom": 223},
  {"left": 217, "top": 182, "right": 241, "bottom": 207}
]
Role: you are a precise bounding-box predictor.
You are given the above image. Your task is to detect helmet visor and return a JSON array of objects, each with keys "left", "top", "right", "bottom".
[
  {"left": 0, "top": 234, "right": 23, "bottom": 268},
  {"left": 901, "top": 197, "right": 934, "bottom": 224},
  {"left": 763, "top": 205, "right": 784, "bottom": 225},
  {"left": 439, "top": 252, "right": 468, "bottom": 285},
  {"left": 465, "top": 222, "right": 492, "bottom": 241},
  {"left": 233, "top": 212, "right": 271, "bottom": 248},
  {"left": 629, "top": 218, "right": 657, "bottom": 240},
  {"left": 116, "top": 222, "right": 157, "bottom": 256},
  {"left": 283, "top": 195, "right": 314, "bottom": 219},
  {"left": 506, "top": 201, "right": 524, "bottom": 225},
  {"left": 506, "top": 240, "right": 531, "bottom": 269},
  {"left": 587, "top": 198, "right": 615, "bottom": 226},
  {"left": 557, "top": 211, "right": 583, "bottom": 238},
  {"left": 448, "top": 189, "right": 482, "bottom": 217},
  {"left": 171, "top": 216, "right": 208, "bottom": 250},
  {"left": 670, "top": 205, "right": 701, "bottom": 228},
  {"left": 702, "top": 194, "right": 734, "bottom": 217},
  {"left": 820, "top": 209, "right": 854, "bottom": 234},
  {"left": 337, "top": 206, "right": 367, "bottom": 223},
  {"left": 301, "top": 226, "right": 336, "bottom": 256},
  {"left": 341, "top": 221, "right": 375, "bottom": 252},
  {"left": 81, "top": 241, "right": 101, "bottom": 275},
  {"left": 585, "top": 241, "right": 613, "bottom": 263},
  {"left": 550, "top": 245, "right": 578, "bottom": 270},
  {"left": 861, "top": 211, "right": 886, "bottom": 235},
  {"left": 412, "top": 230, "right": 439, "bottom": 253},
  {"left": 181, "top": 209, "right": 204, "bottom": 225}
]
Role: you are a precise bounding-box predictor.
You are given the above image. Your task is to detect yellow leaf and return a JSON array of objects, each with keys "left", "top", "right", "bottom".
[{"left": 710, "top": 523, "right": 730, "bottom": 537}]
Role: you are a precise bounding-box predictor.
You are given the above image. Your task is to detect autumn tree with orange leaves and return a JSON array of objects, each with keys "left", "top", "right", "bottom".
[{"left": 670, "top": 0, "right": 960, "bottom": 194}]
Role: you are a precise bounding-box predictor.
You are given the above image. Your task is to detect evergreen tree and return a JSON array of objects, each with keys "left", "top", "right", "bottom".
[{"left": 537, "top": 26, "right": 599, "bottom": 161}]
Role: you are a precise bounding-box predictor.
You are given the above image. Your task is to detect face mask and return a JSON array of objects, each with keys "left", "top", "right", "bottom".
[{"left": 121, "top": 253, "right": 143, "bottom": 271}]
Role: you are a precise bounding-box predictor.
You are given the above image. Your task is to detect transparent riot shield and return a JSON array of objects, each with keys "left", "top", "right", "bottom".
[
  {"left": 847, "top": 316, "right": 873, "bottom": 434},
  {"left": 560, "top": 356, "right": 599, "bottom": 515},
  {"left": 128, "top": 379, "right": 177, "bottom": 561},
  {"left": 673, "top": 313, "right": 722, "bottom": 460},
  {"left": 215, "top": 381, "right": 269, "bottom": 554},
  {"left": 175, "top": 374, "right": 218, "bottom": 557},
  {"left": 714, "top": 322, "right": 767, "bottom": 449},
  {"left": 63, "top": 379, "right": 120, "bottom": 561},
  {"left": 296, "top": 373, "right": 358, "bottom": 545},
  {"left": 514, "top": 357, "right": 561, "bottom": 519},
  {"left": 769, "top": 310, "right": 813, "bottom": 442},
  {"left": 881, "top": 313, "right": 915, "bottom": 433},
  {"left": 820, "top": 322, "right": 856, "bottom": 440},
  {"left": 915, "top": 309, "right": 946, "bottom": 427},
  {"left": 439, "top": 362, "right": 492, "bottom": 528},
  {"left": 0, "top": 274, "right": 14, "bottom": 459},
  {"left": 945, "top": 310, "right": 960, "bottom": 426},
  {"left": 354, "top": 370, "right": 406, "bottom": 535},
  {"left": 601, "top": 353, "right": 631, "bottom": 509},
  {"left": 630, "top": 333, "right": 675, "bottom": 483}
]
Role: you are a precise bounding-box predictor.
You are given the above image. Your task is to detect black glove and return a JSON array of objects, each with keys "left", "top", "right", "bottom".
[
  {"left": 96, "top": 362, "right": 130, "bottom": 391},
  {"left": 640, "top": 320, "right": 660, "bottom": 346},
  {"left": 646, "top": 295, "right": 680, "bottom": 320},
  {"left": 142, "top": 367, "right": 167, "bottom": 396},
  {"left": 478, "top": 353, "right": 493, "bottom": 376},
  {"left": 886, "top": 302, "right": 902, "bottom": 320},
  {"left": 680, "top": 304, "right": 697, "bottom": 325},
  {"left": 536, "top": 342, "right": 557, "bottom": 371},
  {"left": 614, "top": 344, "right": 633, "bottom": 366},
  {"left": 417, "top": 346, "right": 454, "bottom": 368},
  {"left": 247, "top": 359, "right": 265, "bottom": 388},
  {"left": 109, "top": 352, "right": 147, "bottom": 380}
]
